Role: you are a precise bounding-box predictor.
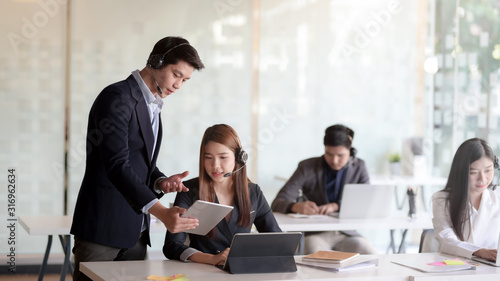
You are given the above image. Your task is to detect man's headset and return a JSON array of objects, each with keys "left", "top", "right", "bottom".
[{"left": 147, "top": 42, "right": 190, "bottom": 69}]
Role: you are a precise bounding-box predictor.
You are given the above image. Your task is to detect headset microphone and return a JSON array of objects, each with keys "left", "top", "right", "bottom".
[
  {"left": 493, "top": 155, "right": 500, "bottom": 191},
  {"left": 224, "top": 148, "right": 248, "bottom": 177},
  {"left": 224, "top": 162, "right": 247, "bottom": 177},
  {"left": 148, "top": 66, "right": 163, "bottom": 95}
]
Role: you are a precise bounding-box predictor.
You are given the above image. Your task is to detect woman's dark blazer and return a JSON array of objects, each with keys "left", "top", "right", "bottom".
[{"left": 163, "top": 178, "right": 281, "bottom": 260}]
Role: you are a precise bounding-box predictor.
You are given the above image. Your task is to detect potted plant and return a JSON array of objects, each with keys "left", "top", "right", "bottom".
[{"left": 388, "top": 153, "right": 401, "bottom": 176}]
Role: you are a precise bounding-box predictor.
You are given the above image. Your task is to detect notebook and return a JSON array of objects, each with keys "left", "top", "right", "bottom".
[
  {"left": 297, "top": 255, "right": 378, "bottom": 272},
  {"left": 218, "top": 232, "right": 302, "bottom": 274},
  {"left": 330, "top": 184, "right": 394, "bottom": 219},
  {"left": 302, "top": 250, "right": 359, "bottom": 264},
  {"left": 471, "top": 234, "right": 500, "bottom": 266},
  {"left": 391, "top": 254, "right": 476, "bottom": 273}
]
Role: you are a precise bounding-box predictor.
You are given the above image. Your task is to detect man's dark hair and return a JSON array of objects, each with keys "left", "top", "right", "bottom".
[{"left": 147, "top": 36, "right": 204, "bottom": 70}]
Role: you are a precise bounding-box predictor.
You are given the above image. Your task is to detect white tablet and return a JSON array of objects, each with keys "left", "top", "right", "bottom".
[{"left": 181, "top": 200, "right": 234, "bottom": 236}]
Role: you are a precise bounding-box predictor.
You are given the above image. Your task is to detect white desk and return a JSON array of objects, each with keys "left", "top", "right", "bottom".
[
  {"left": 371, "top": 175, "right": 447, "bottom": 187},
  {"left": 18, "top": 215, "right": 168, "bottom": 281},
  {"left": 371, "top": 175, "right": 446, "bottom": 212},
  {"left": 274, "top": 212, "right": 433, "bottom": 254},
  {"left": 80, "top": 253, "right": 500, "bottom": 281},
  {"left": 19, "top": 215, "right": 73, "bottom": 281},
  {"left": 274, "top": 212, "right": 432, "bottom": 232}
]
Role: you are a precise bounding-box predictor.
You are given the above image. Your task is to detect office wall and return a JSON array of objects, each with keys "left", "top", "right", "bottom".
[
  {"left": 0, "top": 0, "right": 67, "bottom": 255},
  {"left": 256, "top": 0, "right": 422, "bottom": 200},
  {"left": 66, "top": 0, "right": 255, "bottom": 216},
  {"left": 1, "top": 0, "right": 429, "bottom": 256}
]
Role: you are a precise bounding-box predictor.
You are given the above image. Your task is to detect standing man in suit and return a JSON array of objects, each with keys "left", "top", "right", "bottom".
[
  {"left": 271, "top": 124, "right": 377, "bottom": 254},
  {"left": 71, "top": 36, "right": 204, "bottom": 281}
]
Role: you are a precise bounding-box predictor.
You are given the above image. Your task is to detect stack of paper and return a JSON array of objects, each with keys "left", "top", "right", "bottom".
[
  {"left": 297, "top": 251, "right": 378, "bottom": 272},
  {"left": 302, "top": 250, "right": 360, "bottom": 264}
]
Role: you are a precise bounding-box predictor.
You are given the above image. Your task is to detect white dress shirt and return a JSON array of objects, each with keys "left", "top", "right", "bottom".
[
  {"left": 432, "top": 188, "right": 500, "bottom": 258},
  {"left": 131, "top": 70, "right": 163, "bottom": 224}
]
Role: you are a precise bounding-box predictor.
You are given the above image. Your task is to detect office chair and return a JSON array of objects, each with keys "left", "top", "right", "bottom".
[{"left": 418, "top": 228, "right": 440, "bottom": 253}]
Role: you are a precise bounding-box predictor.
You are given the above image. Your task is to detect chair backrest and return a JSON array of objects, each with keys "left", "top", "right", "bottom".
[{"left": 419, "top": 229, "right": 439, "bottom": 253}]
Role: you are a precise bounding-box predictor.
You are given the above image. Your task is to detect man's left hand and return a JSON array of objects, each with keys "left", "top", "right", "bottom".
[{"left": 158, "top": 171, "right": 190, "bottom": 193}]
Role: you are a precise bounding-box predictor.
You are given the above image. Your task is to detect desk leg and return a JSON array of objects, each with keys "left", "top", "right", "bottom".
[
  {"left": 298, "top": 232, "right": 304, "bottom": 255},
  {"left": 398, "top": 229, "right": 408, "bottom": 253},
  {"left": 38, "top": 235, "right": 53, "bottom": 281},
  {"left": 420, "top": 185, "right": 428, "bottom": 212},
  {"left": 387, "top": 230, "right": 396, "bottom": 253},
  {"left": 58, "top": 235, "right": 73, "bottom": 281}
]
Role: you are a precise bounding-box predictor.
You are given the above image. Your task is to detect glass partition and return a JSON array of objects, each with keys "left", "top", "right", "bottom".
[{"left": 4, "top": 0, "right": 499, "bottom": 256}]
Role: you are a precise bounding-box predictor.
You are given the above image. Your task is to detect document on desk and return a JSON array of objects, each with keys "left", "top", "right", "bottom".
[
  {"left": 297, "top": 256, "right": 378, "bottom": 272},
  {"left": 302, "top": 250, "right": 360, "bottom": 264},
  {"left": 287, "top": 213, "right": 330, "bottom": 219},
  {"left": 391, "top": 255, "right": 476, "bottom": 273}
]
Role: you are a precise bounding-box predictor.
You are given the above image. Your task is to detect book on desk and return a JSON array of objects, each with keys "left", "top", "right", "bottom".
[
  {"left": 297, "top": 254, "right": 378, "bottom": 272},
  {"left": 302, "top": 250, "right": 360, "bottom": 264}
]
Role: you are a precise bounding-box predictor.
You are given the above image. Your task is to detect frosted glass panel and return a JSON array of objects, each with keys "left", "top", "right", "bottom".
[
  {"left": 258, "top": 0, "right": 420, "bottom": 201},
  {"left": 0, "top": 0, "right": 66, "bottom": 255},
  {"left": 2, "top": 0, "right": 476, "bottom": 258},
  {"left": 67, "top": 0, "right": 253, "bottom": 253}
]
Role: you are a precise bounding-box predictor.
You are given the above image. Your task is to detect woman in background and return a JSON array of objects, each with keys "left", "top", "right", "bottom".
[
  {"left": 432, "top": 138, "right": 500, "bottom": 261},
  {"left": 163, "top": 124, "right": 281, "bottom": 266}
]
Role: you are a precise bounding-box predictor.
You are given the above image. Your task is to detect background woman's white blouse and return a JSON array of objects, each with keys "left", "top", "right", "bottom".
[{"left": 431, "top": 188, "right": 500, "bottom": 258}]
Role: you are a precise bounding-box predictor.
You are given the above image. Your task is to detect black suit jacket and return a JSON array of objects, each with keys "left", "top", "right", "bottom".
[
  {"left": 163, "top": 178, "right": 281, "bottom": 260},
  {"left": 71, "top": 74, "right": 165, "bottom": 248}
]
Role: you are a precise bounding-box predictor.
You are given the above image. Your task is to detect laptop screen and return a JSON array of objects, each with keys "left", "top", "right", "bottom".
[{"left": 338, "top": 184, "right": 394, "bottom": 219}]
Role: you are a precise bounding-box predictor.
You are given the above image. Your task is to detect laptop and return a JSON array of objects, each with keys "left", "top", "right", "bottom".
[
  {"left": 218, "top": 232, "right": 302, "bottom": 274},
  {"left": 471, "top": 234, "right": 500, "bottom": 266},
  {"left": 330, "top": 184, "right": 394, "bottom": 219}
]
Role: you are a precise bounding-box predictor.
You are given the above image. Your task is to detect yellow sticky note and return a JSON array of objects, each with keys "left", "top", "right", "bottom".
[
  {"left": 444, "top": 259, "right": 465, "bottom": 265},
  {"left": 147, "top": 274, "right": 187, "bottom": 280},
  {"left": 147, "top": 275, "right": 169, "bottom": 280}
]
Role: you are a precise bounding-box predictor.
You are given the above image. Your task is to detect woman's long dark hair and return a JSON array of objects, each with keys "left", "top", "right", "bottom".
[
  {"left": 198, "top": 124, "right": 251, "bottom": 231},
  {"left": 443, "top": 138, "right": 496, "bottom": 241}
]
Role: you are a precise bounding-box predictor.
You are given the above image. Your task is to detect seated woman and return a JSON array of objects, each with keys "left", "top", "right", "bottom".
[
  {"left": 163, "top": 124, "right": 281, "bottom": 266},
  {"left": 432, "top": 138, "right": 500, "bottom": 261}
]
